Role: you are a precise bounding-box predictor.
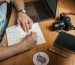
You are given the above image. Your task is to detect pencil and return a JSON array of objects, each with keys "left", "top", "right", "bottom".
[{"left": 48, "top": 48, "right": 68, "bottom": 58}]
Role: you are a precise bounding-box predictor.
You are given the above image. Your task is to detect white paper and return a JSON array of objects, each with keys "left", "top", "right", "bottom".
[{"left": 6, "top": 23, "right": 46, "bottom": 46}]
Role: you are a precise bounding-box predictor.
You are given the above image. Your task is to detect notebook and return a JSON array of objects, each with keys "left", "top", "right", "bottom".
[
  {"left": 6, "top": 23, "right": 46, "bottom": 46},
  {"left": 55, "top": 31, "right": 75, "bottom": 52}
]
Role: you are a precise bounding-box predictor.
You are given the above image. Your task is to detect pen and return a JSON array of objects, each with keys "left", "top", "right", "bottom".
[{"left": 48, "top": 48, "right": 68, "bottom": 58}]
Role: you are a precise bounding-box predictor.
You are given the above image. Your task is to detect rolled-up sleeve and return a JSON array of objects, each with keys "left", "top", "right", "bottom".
[{"left": 10, "top": 0, "right": 14, "bottom": 4}]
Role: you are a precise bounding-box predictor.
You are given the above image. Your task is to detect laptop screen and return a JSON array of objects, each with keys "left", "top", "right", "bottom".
[{"left": 45, "top": 0, "right": 58, "bottom": 17}]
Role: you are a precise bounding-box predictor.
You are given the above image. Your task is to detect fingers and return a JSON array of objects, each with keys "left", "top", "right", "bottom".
[
  {"left": 25, "top": 18, "right": 33, "bottom": 32},
  {"left": 25, "top": 20, "right": 30, "bottom": 32},
  {"left": 17, "top": 19, "right": 20, "bottom": 25},
  {"left": 27, "top": 32, "right": 35, "bottom": 36},
  {"left": 17, "top": 19, "right": 27, "bottom": 32},
  {"left": 28, "top": 18, "right": 33, "bottom": 29},
  {"left": 26, "top": 32, "right": 38, "bottom": 40},
  {"left": 31, "top": 32, "right": 38, "bottom": 41},
  {"left": 22, "top": 32, "right": 38, "bottom": 50},
  {"left": 17, "top": 13, "right": 33, "bottom": 32},
  {"left": 25, "top": 34, "right": 30, "bottom": 39},
  {"left": 18, "top": 19, "right": 32, "bottom": 32},
  {"left": 25, "top": 32, "right": 32, "bottom": 37},
  {"left": 21, "top": 21, "right": 27, "bottom": 32}
]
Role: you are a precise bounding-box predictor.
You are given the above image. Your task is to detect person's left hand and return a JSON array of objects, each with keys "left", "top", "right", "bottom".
[{"left": 17, "top": 12, "right": 33, "bottom": 32}]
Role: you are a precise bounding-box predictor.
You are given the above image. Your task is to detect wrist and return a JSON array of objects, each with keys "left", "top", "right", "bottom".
[
  {"left": 17, "top": 10, "right": 27, "bottom": 19},
  {"left": 15, "top": 41, "right": 29, "bottom": 52},
  {"left": 17, "top": 12, "right": 27, "bottom": 20},
  {"left": 17, "top": 9, "right": 26, "bottom": 14},
  {"left": 19, "top": 40, "right": 30, "bottom": 50}
]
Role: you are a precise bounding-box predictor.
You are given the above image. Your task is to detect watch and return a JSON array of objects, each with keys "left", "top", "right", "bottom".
[{"left": 17, "top": 9, "right": 26, "bottom": 14}]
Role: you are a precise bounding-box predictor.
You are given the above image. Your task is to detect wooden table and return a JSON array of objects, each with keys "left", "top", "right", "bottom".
[{"left": 0, "top": 0, "right": 75, "bottom": 65}]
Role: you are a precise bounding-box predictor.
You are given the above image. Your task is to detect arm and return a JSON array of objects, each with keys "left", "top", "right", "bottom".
[
  {"left": 13, "top": 0, "right": 25, "bottom": 11},
  {"left": 0, "top": 0, "right": 5, "bottom": 3},
  {"left": 0, "top": 43, "right": 27, "bottom": 61},
  {"left": 0, "top": 32, "right": 37, "bottom": 61},
  {"left": 0, "top": 0, "right": 10, "bottom": 4},
  {"left": 13, "top": 0, "right": 33, "bottom": 32}
]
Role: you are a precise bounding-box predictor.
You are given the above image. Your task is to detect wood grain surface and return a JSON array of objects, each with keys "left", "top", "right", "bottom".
[{"left": 0, "top": 0, "right": 75, "bottom": 65}]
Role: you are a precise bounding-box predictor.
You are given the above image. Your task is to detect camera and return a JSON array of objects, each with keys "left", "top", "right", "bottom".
[{"left": 52, "top": 13, "right": 75, "bottom": 31}]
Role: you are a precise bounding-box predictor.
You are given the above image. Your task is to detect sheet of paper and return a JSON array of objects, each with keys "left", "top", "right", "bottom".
[{"left": 6, "top": 23, "right": 46, "bottom": 46}]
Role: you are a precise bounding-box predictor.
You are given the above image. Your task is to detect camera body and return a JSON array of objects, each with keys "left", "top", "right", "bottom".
[{"left": 52, "top": 13, "right": 74, "bottom": 31}]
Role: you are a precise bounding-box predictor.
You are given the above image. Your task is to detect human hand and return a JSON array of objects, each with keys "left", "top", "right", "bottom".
[
  {"left": 17, "top": 12, "right": 33, "bottom": 32},
  {"left": 21, "top": 32, "right": 38, "bottom": 50}
]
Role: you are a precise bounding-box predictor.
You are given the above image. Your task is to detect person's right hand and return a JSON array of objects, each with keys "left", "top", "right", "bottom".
[{"left": 21, "top": 32, "right": 38, "bottom": 50}]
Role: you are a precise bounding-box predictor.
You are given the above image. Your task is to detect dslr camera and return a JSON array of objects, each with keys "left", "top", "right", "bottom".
[{"left": 52, "top": 13, "right": 75, "bottom": 31}]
